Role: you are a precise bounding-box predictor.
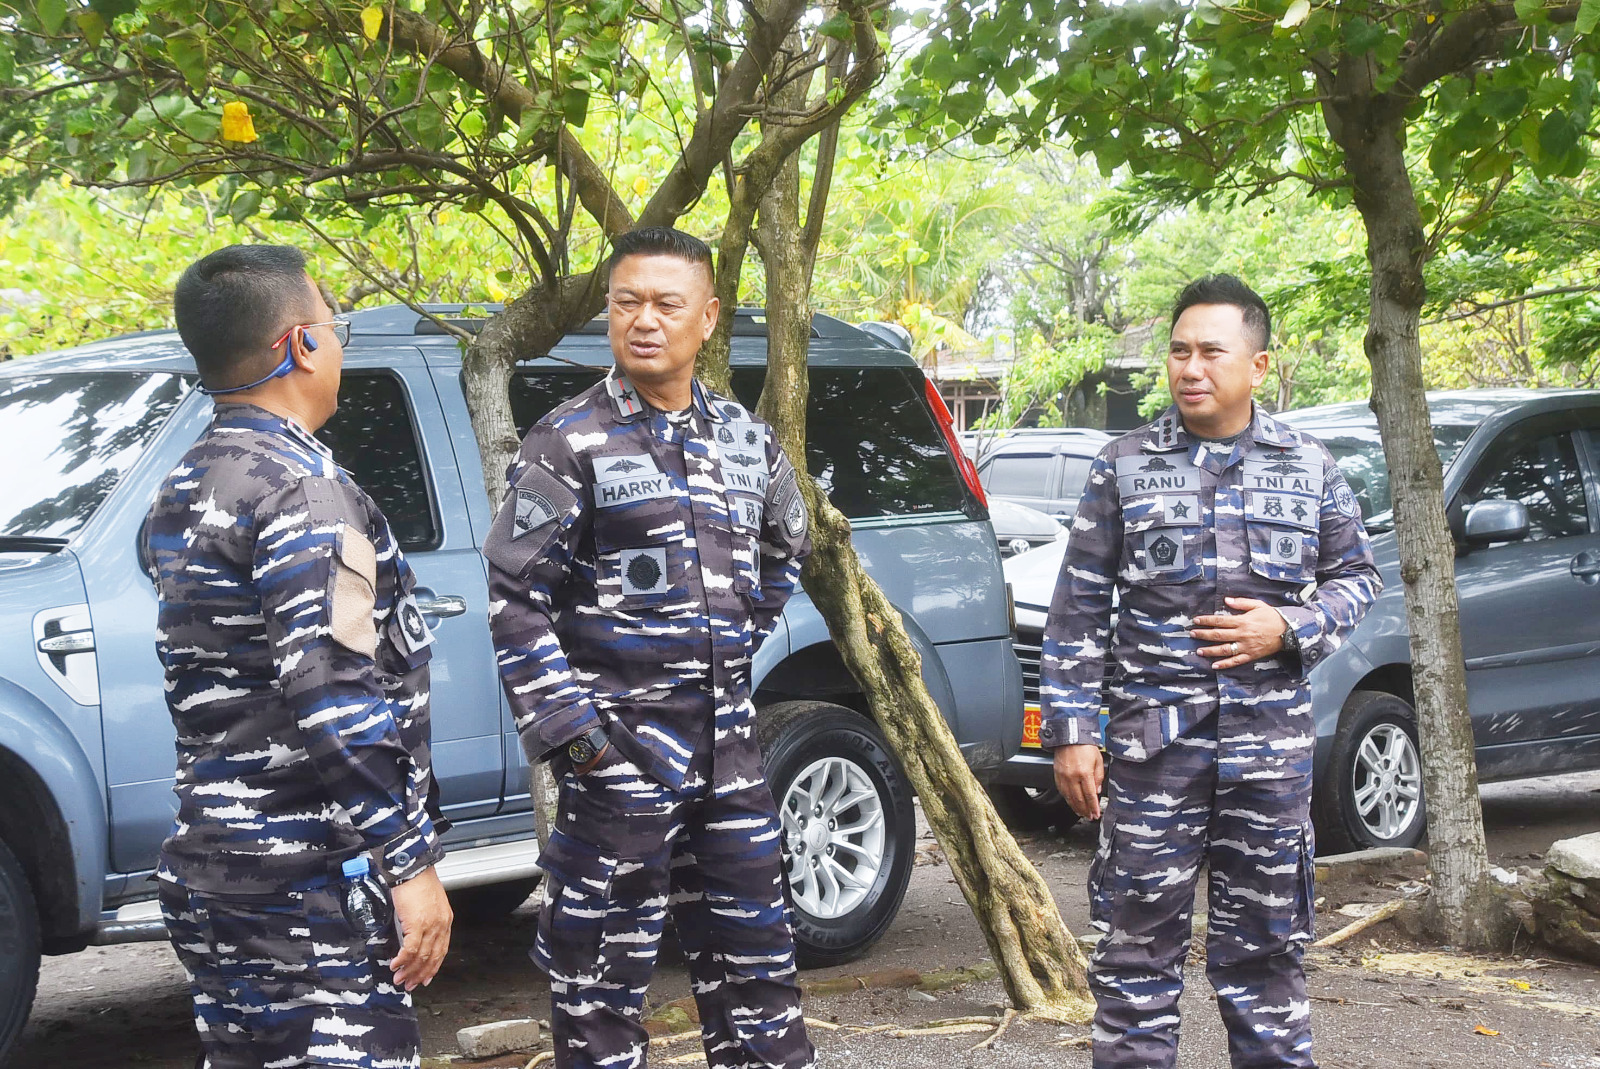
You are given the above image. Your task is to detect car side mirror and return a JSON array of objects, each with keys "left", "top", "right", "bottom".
[{"left": 1463, "top": 499, "right": 1530, "bottom": 546}]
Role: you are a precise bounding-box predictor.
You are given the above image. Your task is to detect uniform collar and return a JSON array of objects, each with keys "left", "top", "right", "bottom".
[
  {"left": 1141, "top": 403, "right": 1301, "bottom": 452},
  {"left": 211, "top": 402, "right": 333, "bottom": 460},
  {"left": 605, "top": 366, "right": 726, "bottom": 424}
]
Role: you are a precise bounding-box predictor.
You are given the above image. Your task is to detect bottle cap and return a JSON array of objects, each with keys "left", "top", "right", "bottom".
[{"left": 341, "top": 855, "right": 371, "bottom": 878}]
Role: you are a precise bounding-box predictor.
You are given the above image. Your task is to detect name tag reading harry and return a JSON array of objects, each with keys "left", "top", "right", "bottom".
[{"left": 595, "top": 454, "right": 675, "bottom": 508}]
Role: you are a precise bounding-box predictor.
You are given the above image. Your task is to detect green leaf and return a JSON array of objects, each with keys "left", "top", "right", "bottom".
[
  {"left": 88, "top": 0, "right": 138, "bottom": 16},
  {"left": 559, "top": 86, "right": 589, "bottom": 127},
  {"left": 1342, "top": 19, "right": 1385, "bottom": 55},
  {"left": 1539, "top": 109, "right": 1576, "bottom": 160},
  {"left": 166, "top": 35, "right": 209, "bottom": 93},
  {"left": 229, "top": 190, "right": 262, "bottom": 224},
  {"left": 75, "top": 10, "right": 107, "bottom": 48},
  {"left": 817, "top": 11, "right": 852, "bottom": 39},
  {"left": 35, "top": 0, "right": 67, "bottom": 35},
  {"left": 459, "top": 111, "right": 485, "bottom": 138},
  {"left": 1579, "top": 0, "right": 1600, "bottom": 35},
  {"left": 1513, "top": 0, "right": 1546, "bottom": 21}
]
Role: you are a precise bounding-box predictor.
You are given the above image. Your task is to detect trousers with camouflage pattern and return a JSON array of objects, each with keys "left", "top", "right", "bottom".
[
  {"left": 533, "top": 736, "right": 813, "bottom": 1069},
  {"left": 1087, "top": 715, "right": 1317, "bottom": 1069},
  {"left": 158, "top": 873, "right": 419, "bottom": 1069}
]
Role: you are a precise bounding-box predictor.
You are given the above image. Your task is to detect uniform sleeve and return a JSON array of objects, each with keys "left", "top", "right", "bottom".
[
  {"left": 253, "top": 478, "right": 442, "bottom": 885},
  {"left": 1275, "top": 444, "right": 1383, "bottom": 672},
  {"left": 754, "top": 432, "right": 812, "bottom": 645},
  {"left": 1038, "top": 449, "right": 1120, "bottom": 750},
  {"left": 483, "top": 423, "right": 597, "bottom": 765}
]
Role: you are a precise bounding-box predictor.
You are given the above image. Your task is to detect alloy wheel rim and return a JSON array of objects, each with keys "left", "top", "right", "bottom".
[
  {"left": 1351, "top": 722, "right": 1423, "bottom": 841},
  {"left": 780, "top": 756, "right": 886, "bottom": 919}
]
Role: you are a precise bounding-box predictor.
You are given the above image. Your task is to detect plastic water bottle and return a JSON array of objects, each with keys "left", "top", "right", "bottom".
[{"left": 341, "top": 855, "right": 400, "bottom": 958}]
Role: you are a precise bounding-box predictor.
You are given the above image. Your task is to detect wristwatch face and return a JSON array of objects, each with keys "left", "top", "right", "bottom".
[{"left": 568, "top": 736, "right": 597, "bottom": 766}]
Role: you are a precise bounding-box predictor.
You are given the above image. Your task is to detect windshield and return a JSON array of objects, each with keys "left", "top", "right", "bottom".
[
  {"left": 1313, "top": 423, "right": 1477, "bottom": 529},
  {"left": 0, "top": 373, "right": 188, "bottom": 542}
]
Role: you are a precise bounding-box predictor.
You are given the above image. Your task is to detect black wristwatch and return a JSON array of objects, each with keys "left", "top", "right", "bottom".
[
  {"left": 567, "top": 726, "right": 611, "bottom": 769},
  {"left": 1279, "top": 622, "right": 1301, "bottom": 653}
]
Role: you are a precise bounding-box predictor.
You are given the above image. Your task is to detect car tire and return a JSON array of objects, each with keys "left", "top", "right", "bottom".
[
  {"left": 0, "top": 836, "right": 40, "bottom": 1065},
  {"left": 1314, "top": 690, "right": 1426, "bottom": 854},
  {"left": 448, "top": 877, "right": 540, "bottom": 923},
  {"left": 758, "top": 701, "right": 915, "bottom": 969},
  {"left": 986, "top": 784, "right": 1080, "bottom": 833}
]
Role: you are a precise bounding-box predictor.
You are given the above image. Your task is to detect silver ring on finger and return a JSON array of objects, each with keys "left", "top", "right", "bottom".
[{"left": 1230, "top": 641, "right": 1240, "bottom": 655}]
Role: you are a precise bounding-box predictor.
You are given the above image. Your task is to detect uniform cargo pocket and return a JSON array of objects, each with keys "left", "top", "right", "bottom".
[
  {"left": 532, "top": 827, "right": 619, "bottom": 980},
  {"left": 200, "top": 892, "right": 323, "bottom": 989}
]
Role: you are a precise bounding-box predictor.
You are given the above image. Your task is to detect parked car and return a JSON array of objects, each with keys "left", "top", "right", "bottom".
[
  {"left": 976, "top": 429, "right": 1112, "bottom": 525},
  {"left": 0, "top": 305, "right": 1023, "bottom": 1059},
  {"left": 988, "top": 497, "right": 1066, "bottom": 558},
  {"left": 1002, "top": 390, "right": 1600, "bottom": 855}
]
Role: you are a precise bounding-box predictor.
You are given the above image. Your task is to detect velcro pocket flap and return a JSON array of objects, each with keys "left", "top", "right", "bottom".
[
  {"left": 331, "top": 524, "right": 378, "bottom": 658},
  {"left": 536, "top": 827, "right": 618, "bottom": 900}
]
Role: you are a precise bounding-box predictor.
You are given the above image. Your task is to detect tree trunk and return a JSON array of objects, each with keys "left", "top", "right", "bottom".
[
  {"left": 1330, "top": 102, "right": 1513, "bottom": 947},
  {"left": 461, "top": 273, "right": 607, "bottom": 842},
  {"left": 749, "top": 137, "right": 1093, "bottom": 1020}
]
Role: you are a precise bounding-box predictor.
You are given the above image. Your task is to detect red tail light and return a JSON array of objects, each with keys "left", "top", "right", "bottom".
[{"left": 923, "top": 375, "right": 988, "bottom": 509}]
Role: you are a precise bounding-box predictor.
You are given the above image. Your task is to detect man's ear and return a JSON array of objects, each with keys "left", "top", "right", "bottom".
[
  {"left": 289, "top": 327, "right": 319, "bottom": 372},
  {"left": 701, "top": 295, "right": 721, "bottom": 341},
  {"left": 1251, "top": 348, "right": 1271, "bottom": 389}
]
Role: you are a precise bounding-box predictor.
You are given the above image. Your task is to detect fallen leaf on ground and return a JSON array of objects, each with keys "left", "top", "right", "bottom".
[{"left": 1473, "top": 1025, "right": 1501, "bottom": 1036}]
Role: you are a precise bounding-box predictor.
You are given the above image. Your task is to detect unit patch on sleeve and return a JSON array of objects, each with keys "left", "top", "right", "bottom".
[
  {"left": 619, "top": 547, "right": 669, "bottom": 595},
  {"left": 513, "top": 488, "right": 559, "bottom": 539}
]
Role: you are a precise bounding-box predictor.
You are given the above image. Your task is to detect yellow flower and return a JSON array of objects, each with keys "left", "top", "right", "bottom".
[
  {"left": 361, "top": 5, "right": 385, "bottom": 41},
  {"left": 221, "top": 102, "right": 258, "bottom": 143}
]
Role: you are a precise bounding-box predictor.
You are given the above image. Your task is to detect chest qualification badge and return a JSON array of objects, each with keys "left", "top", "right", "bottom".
[{"left": 1145, "top": 530, "right": 1184, "bottom": 571}]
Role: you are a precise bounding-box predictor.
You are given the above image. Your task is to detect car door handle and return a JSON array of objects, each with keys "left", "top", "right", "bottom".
[
  {"left": 1571, "top": 551, "right": 1600, "bottom": 582},
  {"left": 414, "top": 593, "right": 468, "bottom": 618}
]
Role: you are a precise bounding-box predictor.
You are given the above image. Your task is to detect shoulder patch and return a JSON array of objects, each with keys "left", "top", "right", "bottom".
[
  {"left": 512, "top": 487, "right": 559, "bottom": 539},
  {"left": 1334, "top": 481, "right": 1359, "bottom": 518}
]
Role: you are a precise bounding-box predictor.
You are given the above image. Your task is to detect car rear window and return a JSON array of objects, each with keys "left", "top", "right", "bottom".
[
  {"left": 317, "top": 373, "right": 440, "bottom": 551},
  {"left": 731, "top": 366, "right": 968, "bottom": 518},
  {"left": 983, "top": 454, "right": 1054, "bottom": 497},
  {"left": 507, "top": 365, "right": 968, "bottom": 519},
  {"left": 0, "top": 372, "right": 187, "bottom": 541}
]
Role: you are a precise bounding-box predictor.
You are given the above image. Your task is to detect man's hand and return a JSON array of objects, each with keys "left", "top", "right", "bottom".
[
  {"left": 388, "top": 865, "right": 452, "bottom": 991},
  {"left": 1052, "top": 744, "right": 1104, "bottom": 821},
  {"left": 1192, "top": 597, "right": 1287, "bottom": 670}
]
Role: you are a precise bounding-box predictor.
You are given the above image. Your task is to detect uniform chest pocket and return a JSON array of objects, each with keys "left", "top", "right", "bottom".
[
  {"left": 593, "top": 510, "right": 691, "bottom": 611},
  {"left": 1122, "top": 493, "right": 1204, "bottom": 585},
  {"left": 1245, "top": 489, "right": 1320, "bottom": 583}
]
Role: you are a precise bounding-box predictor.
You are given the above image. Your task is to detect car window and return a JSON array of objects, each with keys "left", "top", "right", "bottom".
[
  {"left": 732, "top": 366, "right": 967, "bottom": 517},
  {"left": 509, "top": 369, "right": 608, "bottom": 434},
  {"left": 317, "top": 373, "right": 440, "bottom": 551},
  {"left": 982, "top": 454, "right": 1055, "bottom": 497},
  {"left": 1058, "top": 454, "right": 1095, "bottom": 503},
  {"left": 1310, "top": 423, "right": 1475, "bottom": 523},
  {"left": 0, "top": 372, "right": 187, "bottom": 540},
  {"left": 1461, "top": 430, "right": 1589, "bottom": 541}
]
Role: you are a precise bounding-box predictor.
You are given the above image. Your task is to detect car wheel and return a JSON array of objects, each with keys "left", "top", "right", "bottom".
[
  {"left": 448, "top": 877, "right": 540, "bottom": 923},
  {"left": 986, "top": 783, "right": 1080, "bottom": 833},
  {"left": 0, "top": 836, "right": 40, "bottom": 1064},
  {"left": 758, "top": 701, "right": 914, "bottom": 969},
  {"left": 1314, "top": 690, "right": 1426, "bottom": 854}
]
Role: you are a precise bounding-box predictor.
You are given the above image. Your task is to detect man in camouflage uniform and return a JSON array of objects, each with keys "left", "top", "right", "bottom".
[
  {"left": 1042, "top": 275, "right": 1380, "bottom": 1069},
  {"left": 485, "top": 227, "right": 813, "bottom": 1069},
  {"left": 144, "top": 245, "right": 453, "bottom": 1069}
]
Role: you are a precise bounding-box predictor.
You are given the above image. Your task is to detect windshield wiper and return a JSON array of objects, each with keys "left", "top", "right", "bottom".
[{"left": 0, "top": 536, "right": 70, "bottom": 552}]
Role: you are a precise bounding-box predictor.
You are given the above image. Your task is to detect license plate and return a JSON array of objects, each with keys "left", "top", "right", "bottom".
[{"left": 1022, "top": 704, "right": 1041, "bottom": 748}]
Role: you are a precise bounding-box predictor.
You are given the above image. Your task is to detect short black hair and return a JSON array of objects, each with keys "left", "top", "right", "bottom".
[
  {"left": 1170, "top": 273, "right": 1271, "bottom": 352},
  {"left": 173, "top": 244, "right": 317, "bottom": 389},
  {"left": 607, "top": 226, "right": 714, "bottom": 283}
]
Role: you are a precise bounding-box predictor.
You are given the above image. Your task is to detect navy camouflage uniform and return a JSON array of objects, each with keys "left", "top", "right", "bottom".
[
  {"left": 144, "top": 403, "right": 445, "bottom": 1069},
  {"left": 485, "top": 369, "right": 814, "bottom": 1069},
  {"left": 1040, "top": 405, "right": 1380, "bottom": 1069}
]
